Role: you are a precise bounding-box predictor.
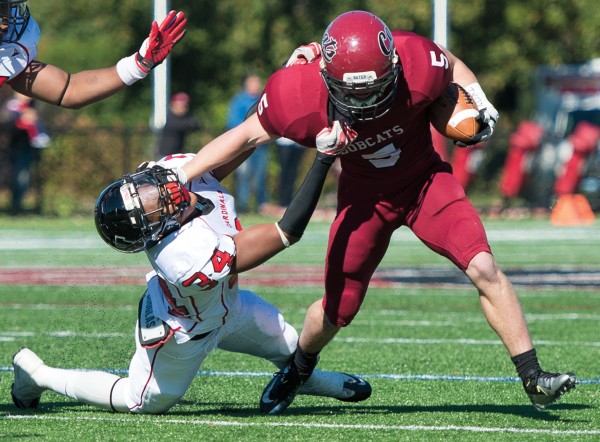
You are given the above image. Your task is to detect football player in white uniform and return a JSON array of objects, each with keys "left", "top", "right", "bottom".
[
  {"left": 1, "top": 0, "right": 186, "bottom": 108},
  {"left": 11, "top": 151, "right": 371, "bottom": 414}
]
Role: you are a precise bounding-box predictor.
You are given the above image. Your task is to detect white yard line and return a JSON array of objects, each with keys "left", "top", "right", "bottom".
[
  {"left": 1, "top": 330, "right": 599, "bottom": 347},
  {"left": 3, "top": 415, "right": 600, "bottom": 436}
]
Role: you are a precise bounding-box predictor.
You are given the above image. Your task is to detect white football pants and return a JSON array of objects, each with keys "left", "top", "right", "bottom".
[{"left": 38, "top": 290, "right": 348, "bottom": 413}]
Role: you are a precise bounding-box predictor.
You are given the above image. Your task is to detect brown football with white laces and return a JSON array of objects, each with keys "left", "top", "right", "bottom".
[{"left": 428, "top": 82, "right": 481, "bottom": 143}]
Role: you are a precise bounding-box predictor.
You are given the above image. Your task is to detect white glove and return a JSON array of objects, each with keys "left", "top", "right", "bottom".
[
  {"left": 455, "top": 83, "right": 500, "bottom": 147},
  {"left": 285, "top": 42, "right": 321, "bottom": 67},
  {"left": 316, "top": 120, "right": 357, "bottom": 156},
  {"left": 465, "top": 82, "right": 499, "bottom": 130}
]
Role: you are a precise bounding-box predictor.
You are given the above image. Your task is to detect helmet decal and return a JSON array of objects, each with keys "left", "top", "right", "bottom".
[
  {"left": 378, "top": 29, "right": 393, "bottom": 57},
  {"left": 321, "top": 32, "right": 337, "bottom": 63}
]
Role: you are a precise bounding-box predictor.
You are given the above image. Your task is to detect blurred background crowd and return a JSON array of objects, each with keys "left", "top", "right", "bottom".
[{"left": 0, "top": 0, "right": 598, "bottom": 218}]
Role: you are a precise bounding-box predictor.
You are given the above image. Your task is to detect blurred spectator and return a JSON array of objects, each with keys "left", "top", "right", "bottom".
[
  {"left": 4, "top": 91, "right": 51, "bottom": 214},
  {"left": 275, "top": 137, "right": 306, "bottom": 207},
  {"left": 226, "top": 74, "right": 270, "bottom": 213},
  {"left": 157, "top": 92, "right": 201, "bottom": 157}
]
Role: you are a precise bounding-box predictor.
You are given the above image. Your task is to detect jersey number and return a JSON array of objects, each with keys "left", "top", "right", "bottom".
[
  {"left": 182, "top": 249, "right": 234, "bottom": 290},
  {"left": 257, "top": 94, "right": 268, "bottom": 115},
  {"left": 430, "top": 51, "right": 449, "bottom": 69},
  {"left": 362, "top": 143, "right": 401, "bottom": 168}
]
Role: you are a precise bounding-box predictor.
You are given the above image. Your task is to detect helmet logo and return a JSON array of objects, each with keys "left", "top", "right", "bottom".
[
  {"left": 321, "top": 32, "right": 337, "bottom": 63},
  {"left": 378, "top": 30, "right": 393, "bottom": 57}
]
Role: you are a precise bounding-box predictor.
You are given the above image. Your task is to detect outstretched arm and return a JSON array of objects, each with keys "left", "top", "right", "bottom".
[
  {"left": 177, "top": 112, "right": 277, "bottom": 184},
  {"left": 12, "top": 62, "right": 124, "bottom": 109},
  {"left": 11, "top": 10, "right": 186, "bottom": 109},
  {"left": 232, "top": 152, "right": 334, "bottom": 273}
]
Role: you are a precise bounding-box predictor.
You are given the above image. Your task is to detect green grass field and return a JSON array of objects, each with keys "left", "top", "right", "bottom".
[{"left": 1, "top": 215, "right": 599, "bottom": 441}]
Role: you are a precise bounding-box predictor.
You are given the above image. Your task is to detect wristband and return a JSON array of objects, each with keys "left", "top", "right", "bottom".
[
  {"left": 116, "top": 53, "right": 148, "bottom": 86},
  {"left": 174, "top": 167, "right": 188, "bottom": 185},
  {"left": 274, "top": 222, "right": 291, "bottom": 248}
]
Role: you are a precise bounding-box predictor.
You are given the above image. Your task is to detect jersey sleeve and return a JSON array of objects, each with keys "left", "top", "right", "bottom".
[
  {"left": 257, "top": 63, "right": 328, "bottom": 147},
  {"left": 393, "top": 31, "right": 452, "bottom": 107}
]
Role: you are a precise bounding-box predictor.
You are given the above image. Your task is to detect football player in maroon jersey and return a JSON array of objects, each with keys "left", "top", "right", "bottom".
[{"left": 174, "top": 11, "right": 577, "bottom": 414}]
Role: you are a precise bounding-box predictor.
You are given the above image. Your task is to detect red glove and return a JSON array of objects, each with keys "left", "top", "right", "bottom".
[
  {"left": 164, "top": 181, "right": 190, "bottom": 206},
  {"left": 117, "top": 10, "right": 187, "bottom": 85},
  {"left": 137, "top": 10, "right": 187, "bottom": 72}
]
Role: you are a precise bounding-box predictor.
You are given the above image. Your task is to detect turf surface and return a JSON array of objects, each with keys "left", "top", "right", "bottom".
[{"left": 1, "top": 215, "right": 599, "bottom": 441}]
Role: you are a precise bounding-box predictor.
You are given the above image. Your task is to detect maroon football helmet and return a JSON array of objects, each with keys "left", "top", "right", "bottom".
[{"left": 320, "top": 11, "right": 400, "bottom": 121}]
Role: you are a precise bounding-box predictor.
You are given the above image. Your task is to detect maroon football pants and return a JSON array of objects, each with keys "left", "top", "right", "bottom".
[{"left": 323, "top": 171, "right": 491, "bottom": 327}]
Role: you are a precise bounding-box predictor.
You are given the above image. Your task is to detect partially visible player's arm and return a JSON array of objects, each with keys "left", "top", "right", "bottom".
[
  {"left": 211, "top": 148, "right": 256, "bottom": 182},
  {"left": 232, "top": 151, "right": 334, "bottom": 274},
  {"left": 177, "top": 112, "right": 278, "bottom": 184},
  {"left": 11, "top": 10, "right": 186, "bottom": 109},
  {"left": 11, "top": 62, "right": 124, "bottom": 109},
  {"left": 436, "top": 44, "right": 478, "bottom": 87}
]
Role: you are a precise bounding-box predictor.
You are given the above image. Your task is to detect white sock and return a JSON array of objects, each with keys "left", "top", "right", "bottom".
[{"left": 37, "top": 366, "right": 129, "bottom": 412}]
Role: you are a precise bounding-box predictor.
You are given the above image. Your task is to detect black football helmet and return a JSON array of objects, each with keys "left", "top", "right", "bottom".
[
  {"left": 95, "top": 166, "right": 190, "bottom": 253},
  {"left": 320, "top": 10, "right": 400, "bottom": 121},
  {"left": 0, "top": 0, "right": 30, "bottom": 43}
]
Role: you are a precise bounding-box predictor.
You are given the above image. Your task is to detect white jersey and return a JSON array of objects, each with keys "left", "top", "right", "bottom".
[
  {"left": 0, "top": 17, "right": 40, "bottom": 85},
  {"left": 145, "top": 154, "right": 242, "bottom": 343}
]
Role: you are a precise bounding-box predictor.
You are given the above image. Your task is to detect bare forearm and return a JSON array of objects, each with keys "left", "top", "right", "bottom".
[
  {"left": 181, "top": 113, "right": 275, "bottom": 183},
  {"left": 451, "top": 57, "right": 478, "bottom": 87},
  {"left": 12, "top": 62, "right": 126, "bottom": 109},
  {"left": 181, "top": 130, "right": 254, "bottom": 183},
  {"left": 233, "top": 224, "right": 288, "bottom": 273},
  {"left": 231, "top": 152, "right": 333, "bottom": 274},
  {"left": 60, "top": 67, "right": 126, "bottom": 109}
]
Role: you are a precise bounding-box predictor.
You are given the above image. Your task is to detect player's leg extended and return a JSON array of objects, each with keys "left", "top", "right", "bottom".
[
  {"left": 218, "top": 290, "right": 371, "bottom": 403},
  {"left": 466, "top": 251, "right": 577, "bottom": 409},
  {"left": 11, "top": 347, "right": 129, "bottom": 411},
  {"left": 318, "top": 192, "right": 399, "bottom": 333},
  {"left": 123, "top": 323, "right": 212, "bottom": 414},
  {"left": 467, "top": 253, "right": 534, "bottom": 356},
  {"left": 12, "top": 324, "right": 211, "bottom": 413},
  {"left": 408, "top": 172, "right": 532, "bottom": 355},
  {"left": 409, "top": 171, "right": 577, "bottom": 409},
  {"left": 259, "top": 195, "right": 396, "bottom": 414},
  {"left": 217, "top": 290, "right": 297, "bottom": 366}
]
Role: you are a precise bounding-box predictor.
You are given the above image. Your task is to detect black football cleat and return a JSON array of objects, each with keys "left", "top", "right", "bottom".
[
  {"left": 524, "top": 370, "right": 578, "bottom": 411},
  {"left": 333, "top": 373, "right": 372, "bottom": 402},
  {"left": 260, "top": 361, "right": 304, "bottom": 415}
]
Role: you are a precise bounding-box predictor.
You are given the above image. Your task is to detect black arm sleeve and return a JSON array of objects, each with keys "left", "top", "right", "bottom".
[{"left": 277, "top": 152, "right": 335, "bottom": 239}]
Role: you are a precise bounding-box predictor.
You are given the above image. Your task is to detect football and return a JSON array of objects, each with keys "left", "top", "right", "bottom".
[{"left": 428, "top": 82, "right": 481, "bottom": 143}]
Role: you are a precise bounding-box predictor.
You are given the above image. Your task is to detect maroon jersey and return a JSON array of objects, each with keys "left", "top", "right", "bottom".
[
  {"left": 258, "top": 31, "right": 452, "bottom": 189},
  {"left": 260, "top": 31, "right": 490, "bottom": 328}
]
